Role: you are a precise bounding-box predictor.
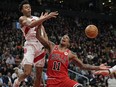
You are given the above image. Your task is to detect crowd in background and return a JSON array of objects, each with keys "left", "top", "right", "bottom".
[{"left": 0, "top": 10, "right": 116, "bottom": 87}]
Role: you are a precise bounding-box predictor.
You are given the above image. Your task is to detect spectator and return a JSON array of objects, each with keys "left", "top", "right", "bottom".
[
  {"left": 6, "top": 54, "right": 15, "bottom": 65},
  {"left": 0, "top": 73, "right": 4, "bottom": 86}
]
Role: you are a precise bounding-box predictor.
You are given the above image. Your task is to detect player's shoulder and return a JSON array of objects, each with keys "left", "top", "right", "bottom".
[
  {"left": 49, "top": 41, "right": 55, "bottom": 50},
  {"left": 19, "top": 16, "right": 27, "bottom": 21},
  {"left": 69, "top": 51, "right": 77, "bottom": 57},
  {"left": 68, "top": 51, "right": 78, "bottom": 60},
  {"left": 69, "top": 50, "right": 76, "bottom": 54},
  {"left": 32, "top": 16, "right": 39, "bottom": 19}
]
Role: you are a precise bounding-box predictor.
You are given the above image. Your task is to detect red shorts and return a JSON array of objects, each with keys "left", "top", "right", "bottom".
[{"left": 47, "top": 77, "right": 80, "bottom": 87}]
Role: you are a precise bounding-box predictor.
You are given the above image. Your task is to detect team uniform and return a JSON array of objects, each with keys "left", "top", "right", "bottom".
[
  {"left": 109, "top": 65, "right": 116, "bottom": 73},
  {"left": 21, "top": 16, "right": 46, "bottom": 67},
  {"left": 46, "top": 45, "right": 82, "bottom": 87}
]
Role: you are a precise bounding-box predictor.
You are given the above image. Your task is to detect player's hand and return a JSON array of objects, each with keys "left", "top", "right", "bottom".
[
  {"left": 39, "top": 12, "right": 48, "bottom": 19},
  {"left": 47, "top": 11, "right": 59, "bottom": 19},
  {"left": 40, "top": 11, "right": 58, "bottom": 20},
  {"left": 94, "top": 70, "right": 110, "bottom": 76},
  {"left": 99, "top": 64, "right": 110, "bottom": 70}
]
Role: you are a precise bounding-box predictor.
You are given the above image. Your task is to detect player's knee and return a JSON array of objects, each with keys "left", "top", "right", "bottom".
[
  {"left": 35, "top": 72, "right": 42, "bottom": 80},
  {"left": 23, "top": 64, "right": 32, "bottom": 77},
  {"left": 36, "top": 73, "right": 42, "bottom": 77},
  {"left": 24, "top": 73, "right": 30, "bottom": 77},
  {"left": 23, "top": 70, "right": 31, "bottom": 77},
  {"left": 35, "top": 67, "right": 43, "bottom": 77}
]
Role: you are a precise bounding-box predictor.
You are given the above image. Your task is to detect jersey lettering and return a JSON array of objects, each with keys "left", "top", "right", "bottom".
[{"left": 52, "top": 61, "right": 61, "bottom": 71}]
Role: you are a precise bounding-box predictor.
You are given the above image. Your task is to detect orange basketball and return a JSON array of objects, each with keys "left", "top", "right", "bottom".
[{"left": 85, "top": 25, "right": 98, "bottom": 38}]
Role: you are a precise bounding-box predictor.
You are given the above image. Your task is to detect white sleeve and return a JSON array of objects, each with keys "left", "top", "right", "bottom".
[{"left": 109, "top": 65, "right": 116, "bottom": 73}]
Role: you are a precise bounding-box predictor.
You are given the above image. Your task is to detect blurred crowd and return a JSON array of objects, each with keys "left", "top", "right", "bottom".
[{"left": 0, "top": 10, "right": 116, "bottom": 87}]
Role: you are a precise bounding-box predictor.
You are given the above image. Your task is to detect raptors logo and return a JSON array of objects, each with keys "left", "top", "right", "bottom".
[{"left": 24, "top": 48, "right": 27, "bottom": 54}]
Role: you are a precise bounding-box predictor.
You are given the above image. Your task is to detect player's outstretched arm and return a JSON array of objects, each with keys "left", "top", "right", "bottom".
[
  {"left": 69, "top": 51, "right": 110, "bottom": 70},
  {"left": 40, "top": 25, "right": 48, "bottom": 41},
  {"left": 36, "top": 26, "right": 55, "bottom": 53},
  {"left": 19, "top": 11, "right": 58, "bottom": 28}
]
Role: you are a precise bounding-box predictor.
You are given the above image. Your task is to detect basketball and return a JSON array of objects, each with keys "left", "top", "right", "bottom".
[{"left": 85, "top": 25, "right": 98, "bottom": 38}]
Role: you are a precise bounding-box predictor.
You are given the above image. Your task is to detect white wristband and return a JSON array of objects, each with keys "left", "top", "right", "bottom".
[{"left": 109, "top": 65, "right": 116, "bottom": 73}]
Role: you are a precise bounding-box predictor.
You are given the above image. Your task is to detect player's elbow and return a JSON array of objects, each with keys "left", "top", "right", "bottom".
[{"left": 79, "top": 64, "right": 86, "bottom": 70}]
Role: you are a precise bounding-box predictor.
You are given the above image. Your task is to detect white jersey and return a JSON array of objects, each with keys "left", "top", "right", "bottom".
[
  {"left": 21, "top": 16, "right": 43, "bottom": 41},
  {"left": 21, "top": 16, "right": 44, "bottom": 53},
  {"left": 20, "top": 16, "right": 45, "bottom": 67}
]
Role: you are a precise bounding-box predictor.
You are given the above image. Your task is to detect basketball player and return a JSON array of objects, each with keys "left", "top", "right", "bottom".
[
  {"left": 36, "top": 28, "right": 109, "bottom": 87},
  {"left": 13, "top": 0, "right": 58, "bottom": 87},
  {"left": 95, "top": 65, "right": 116, "bottom": 76}
]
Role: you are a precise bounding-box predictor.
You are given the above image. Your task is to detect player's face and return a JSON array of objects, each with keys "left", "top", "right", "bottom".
[
  {"left": 60, "top": 35, "right": 70, "bottom": 47},
  {"left": 22, "top": 4, "right": 31, "bottom": 17}
]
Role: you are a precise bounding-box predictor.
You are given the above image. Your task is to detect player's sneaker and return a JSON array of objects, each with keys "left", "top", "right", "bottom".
[{"left": 13, "top": 78, "right": 20, "bottom": 87}]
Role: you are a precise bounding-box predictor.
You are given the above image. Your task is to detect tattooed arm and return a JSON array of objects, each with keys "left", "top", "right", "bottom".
[{"left": 69, "top": 51, "right": 109, "bottom": 70}]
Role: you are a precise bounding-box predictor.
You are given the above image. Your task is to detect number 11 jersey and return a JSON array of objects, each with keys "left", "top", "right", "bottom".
[{"left": 47, "top": 45, "right": 70, "bottom": 85}]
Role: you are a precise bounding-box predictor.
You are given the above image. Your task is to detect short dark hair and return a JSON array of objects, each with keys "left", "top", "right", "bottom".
[{"left": 19, "top": 0, "right": 30, "bottom": 11}]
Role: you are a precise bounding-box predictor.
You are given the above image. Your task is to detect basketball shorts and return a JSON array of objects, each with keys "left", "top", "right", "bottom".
[
  {"left": 47, "top": 77, "right": 83, "bottom": 87},
  {"left": 21, "top": 41, "right": 46, "bottom": 67}
]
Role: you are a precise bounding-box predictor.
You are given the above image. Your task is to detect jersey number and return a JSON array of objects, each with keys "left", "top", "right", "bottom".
[{"left": 52, "top": 61, "right": 61, "bottom": 71}]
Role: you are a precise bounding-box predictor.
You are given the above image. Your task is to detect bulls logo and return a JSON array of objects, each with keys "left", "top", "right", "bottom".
[{"left": 64, "top": 52, "right": 68, "bottom": 55}]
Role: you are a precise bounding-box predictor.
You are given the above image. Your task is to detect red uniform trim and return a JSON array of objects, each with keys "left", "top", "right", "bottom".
[
  {"left": 34, "top": 52, "right": 46, "bottom": 63},
  {"left": 25, "top": 27, "right": 30, "bottom": 35}
]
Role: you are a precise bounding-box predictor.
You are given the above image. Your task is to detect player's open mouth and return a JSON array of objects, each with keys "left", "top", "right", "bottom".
[{"left": 62, "top": 40, "right": 66, "bottom": 42}]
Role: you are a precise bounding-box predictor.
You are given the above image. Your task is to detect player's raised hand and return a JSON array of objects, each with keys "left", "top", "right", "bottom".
[
  {"left": 39, "top": 12, "right": 48, "bottom": 19},
  {"left": 47, "top": 11, "right": 59, "bottom": 18},
  {"left": 94, "top": 70, "right": 110, "bottom": 76},
  {"left": 39, "top": 11, "right": 58, "bottom": 20}
]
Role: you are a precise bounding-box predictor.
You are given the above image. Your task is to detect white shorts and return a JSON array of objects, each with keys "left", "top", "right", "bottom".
[{"left": 21, "top": 41, "right": 46, "bottom": 67}]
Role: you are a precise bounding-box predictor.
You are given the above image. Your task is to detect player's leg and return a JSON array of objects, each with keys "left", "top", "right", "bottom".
[
  {"left": 33, "top": 67, "right": 43, "bottom": 87},
  {"left": 13, "top": 64, "right": 33, "bottom": 87},
  {"left": 18, "top": 64, "right": 32, "bottom": 81},
  {"left": 33, "top": 52, "right": 45, "bottom": 87},
  {"left": 13, "top": 45, "right": 35, "bottom": 87}
]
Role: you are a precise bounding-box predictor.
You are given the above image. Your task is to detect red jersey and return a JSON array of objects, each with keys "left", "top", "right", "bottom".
[
  {"left": 47, "top": 45, "right": 70, "bottom": 83},
  {"left": 46, "top": 45, "right": 81, "bottom": 87}
]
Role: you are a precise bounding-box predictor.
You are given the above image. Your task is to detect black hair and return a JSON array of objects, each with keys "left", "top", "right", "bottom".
[{"left": 19, "top": 0, "right": 30, "bottom": 11}]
